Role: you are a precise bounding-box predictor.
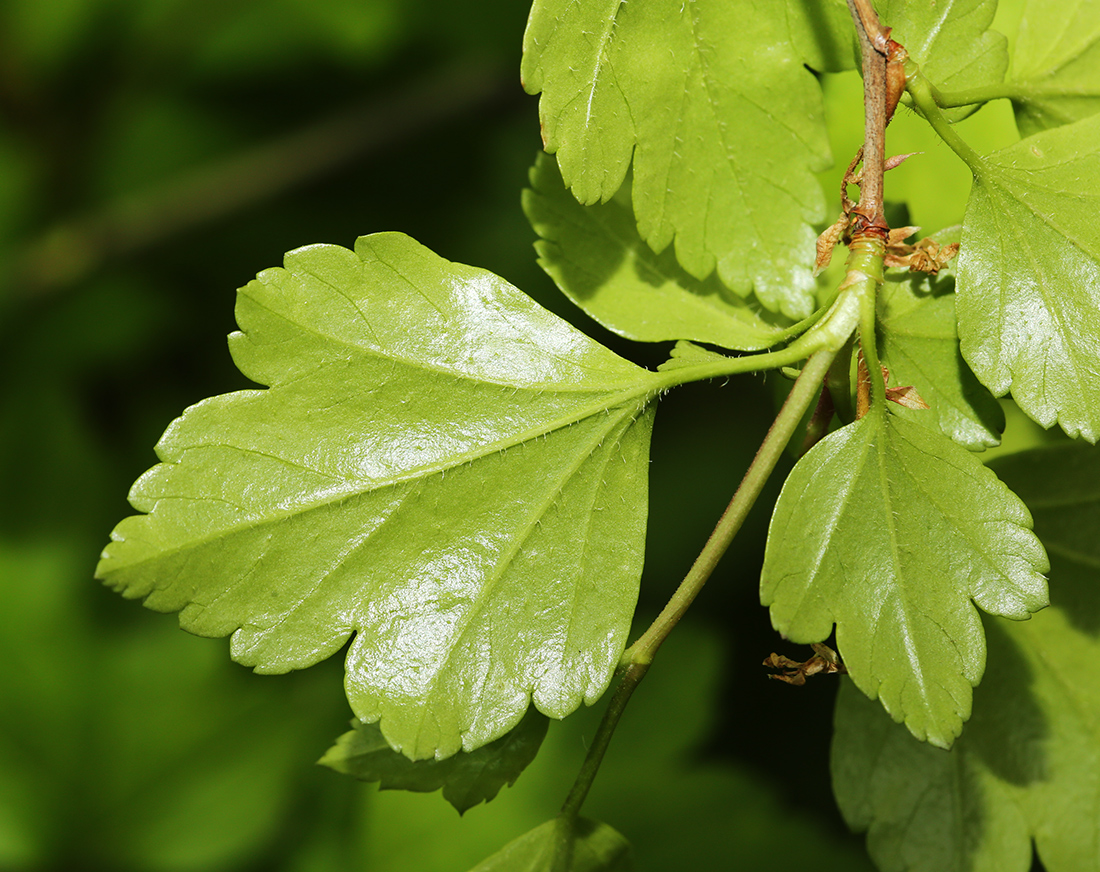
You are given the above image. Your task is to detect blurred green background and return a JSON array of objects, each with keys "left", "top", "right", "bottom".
[{"left": 0, "top": 0, "right": 1033, "bottom": 869}]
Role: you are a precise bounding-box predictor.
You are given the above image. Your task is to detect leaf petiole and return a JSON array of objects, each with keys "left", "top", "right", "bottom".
[{"left": 907, "top": 72, "right": 985, "bottom": 174}]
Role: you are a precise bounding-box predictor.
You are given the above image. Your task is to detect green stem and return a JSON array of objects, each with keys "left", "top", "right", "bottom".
[
  {"left": 624, "top": 346, "right": 839, "bottom": 668},
  {"left": 932, "top": 82, "right": 1023, "bottom": 108},
  {"left": 907, "top": 72, "right": 985, "bottom": 175},
  {"left": 846, "top": 238, "right": 887, "bottom": 411},
  {"left": 558, "top": 660, "right": 648, "bottom": 825},
  {"left": 555, "top": 341, "right": 854, "bottom": 839}
]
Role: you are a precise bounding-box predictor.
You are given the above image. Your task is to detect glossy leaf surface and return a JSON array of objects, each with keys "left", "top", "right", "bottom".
[
  {"left": 761, "top": 411, "right": 1048, "bottom": 748},
  {"left": 468, "top": 817, "right": 632, "bottom": 872},
  {"left": 833, "top": 443, "right": 1100, "bottom": 872},
  {"left": 522, "top": 154, "right": 792, "bottom": 351},
  {"left": 879, "top": 0, "right": 1007, "bottom": 105},
  {"left": 97, "top": 233, "right": 661, "bottom": 760},
  {"left": 876, "top": 263, "right": 1004, "bottom": 449},
  {"left": 955, "top": 113, "right": 1100, "bottom": 441},
  {"left": 522, "top": 0, "right": 830, "bottom": 319},
  {"left": 1010, "top": 0, "right": 1100, "bottom": 136},
  {"left": 319, "top": 708, "right": 548, "bottom": 814}
]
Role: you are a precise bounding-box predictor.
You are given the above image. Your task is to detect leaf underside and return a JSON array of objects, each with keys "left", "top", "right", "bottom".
[
  {"left": 320, "top": 707, "right": 549, "bottom": 814},
  {"left": 522, "top": 153, "right": 793, "bottom": 352},
  {"left": 833, "top": 443, "right": 1100, "bottom": 872},
  {"left": 522, "top": 0, "right": 831, "bottom": 319},
  {"left": 761, "top": 411, "right": 1048, "bottom": 748},
  {"left": 955, "top": 113, "right": 1100, "bottom": 442},
  {"left": 97, "top": 232, "right": 660, "bottom": 761}
]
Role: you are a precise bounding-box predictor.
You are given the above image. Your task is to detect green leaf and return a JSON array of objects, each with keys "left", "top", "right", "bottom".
[
  {"left": 954, "top": 113, "right": 1100, "bottom": 442},
  {"left": 761, "top": 410, "right": 1048, "bottom": 748},
  {"left": 521, "top": 0, "right": 830, "bottom": 319},
  {"left": 786, "top": 0, "right": 856, "bottom": 73},
  {"left": 876, "top": 256, "right": 1004, "bottom": 450},
  {"left": 319, "top": 708, "right": 549, "bottom": 814},
  {"left": 97, "top": 232, "right": 661, "bottom": 761},
  {"left": 522, "top": 154, "right": 793, "bottom": 351},
  {"left": 832, "top": 442, "right": 1100, "bottom": 872},
  {"left": 1009, "top": 0, "right": 1100, "bottom": 136},
  {"left": 468, "top": 817, "right": 632, "bottom": 872},
  {"left": 879, "top": 0, "right": 1008, "bottom": 113}
]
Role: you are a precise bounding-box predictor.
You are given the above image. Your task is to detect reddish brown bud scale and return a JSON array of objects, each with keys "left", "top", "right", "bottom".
[{"left": 884, "top": 39, "right": 909, "bottom": 125}]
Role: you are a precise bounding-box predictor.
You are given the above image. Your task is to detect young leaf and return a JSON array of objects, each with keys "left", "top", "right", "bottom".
[
  {"left": 954, "top": 113, "right": 1100, "bottom": 442},
  {"left": 319, "top": 708, "right": 549, "bottom": 815},
  {"left": 521, "top": 0, "right": 830, "bottom": 319},
  {"left": 761, "top": 410, "right": 1048, "bottom": 748},
  {"left": 832, "top": 443, "right": 1100, "bottom": 872},
  {"left": 522, "top": 154, "right": 793, "bottom": 352},
  {"left": 876, "top": 263, "right": 1004, "bottom": 449},
  {"left": 468, "top": 817, "right": 632, "bottom": 872},
  {"left": 879, "top": 0, "right": 1007, "bottom": 112},
  {"left": 1009, "top": 0, "right": 1100, "bottom": 137},
  {"left": 96, "top": 232, "right": 662, "bottom": 761}
]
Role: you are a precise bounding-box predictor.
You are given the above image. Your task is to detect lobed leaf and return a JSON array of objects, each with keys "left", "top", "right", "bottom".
[
  {"left": 97, "top": 232, "right": 661, "bottom": 761},
  {"left": 522, "top": 154, "right": 793, "bottom": 352},
  {"left": 832, "top": 443, "right": 1100, "bottom": 872},
  {"left": 521, "top": 0, "right": 831, "bottom": 319},
  {"left": 876, "top": 256, "right": 1004, "bottom": 450},
  {"left": 468, "top": 817, "right": 632, "bottom": 872},
  {"left": 761, "top": 410, "right": 1048, "bottom": 748},
  {"left": 879, "top": 0, "right": 1007, "bottom": 117},
  {"left": 319, "top": 708, "right": 548, "bottom": 814},
  {"left": 1009, "top": 0, "right": 1100, "bottom": 137},
  {"left": 955, "top": 113, "right": 1100, "bottom": 442}
]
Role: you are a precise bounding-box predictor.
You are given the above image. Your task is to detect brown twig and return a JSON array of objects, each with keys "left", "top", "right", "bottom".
[{"left": 845, "top": 0, "right": 891, "bottom": 237}]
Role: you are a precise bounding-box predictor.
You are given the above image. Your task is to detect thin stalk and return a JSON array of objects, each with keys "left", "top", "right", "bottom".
[
  {"left": 907, "top": 73, "right": 985, "bottom": 175},
  {"left": 624, "top": 347, "right": 838, "bottom": 667}
]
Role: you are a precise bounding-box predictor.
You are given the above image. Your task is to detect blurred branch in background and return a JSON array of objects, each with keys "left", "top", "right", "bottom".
[{"left": 14, "top": 62, "right": 517, "bottom": 295}]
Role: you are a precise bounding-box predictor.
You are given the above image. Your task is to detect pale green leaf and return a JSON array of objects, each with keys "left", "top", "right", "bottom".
[
  {"left": 521, "top": 0, "right": 830, "bottom": 319},
  {"left": 1010, "top": 0, "right": 1100, "bottom": 136},
  {"left": 787, "top": 0, "right": 856, "bottom": 73},
  {"left": 522, "top": 154, "right": 793, "bottom": 351},
  {"left": 879, "top": 0, "right": 1008, "bottom": 111},
  {"left": 955, "top": 113, "right": 1100, "bottom": 441},
  {"left": 832, "top": 443, "right": 1100, "bottom": 872},
  {"left": 319, "top": 708, "right": 548, "bottom": 815},
  {"left": 876, "top": 255, "right": 1004, "bottom": 450},
  {"left": 761, "top": 410, "right": 1048, "bottom": 748},
  {"left": 97, "top": 232, "right": 661, "bottom": 761},
  {"left": 468, "top": 817, "right": 632, "bottom": 872}
]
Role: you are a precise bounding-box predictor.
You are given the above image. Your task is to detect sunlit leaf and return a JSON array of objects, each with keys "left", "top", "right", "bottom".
[
  {"left": 97, "top": 232, "right": 661, "bottom": 761},
  {"left": 319, "top": 708, "right": 548, "bottom": 815},
  {"left": 761, "top": 410, "right": 1048, "bottom": 748},
  {"left": 832, "top": 443, "right": 1100, "bottom": 872},
  {"left": 955, "top": 113, "right": 1100, "bottom": 441},
  {"left": 522, "top": 0, "right": 831, "bottom": 319},
  {"left": 522, "top": 154, "right": 793, "bottom": 351},
  {"left": 468, "top": 817, "right": 632, "bottom": 872},
  {"left": 876, "top": 258, "right": 1004, "bottom": 449},
  {"left": 1009, "top": 0, "right": 1100, "bottom": 136}
]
